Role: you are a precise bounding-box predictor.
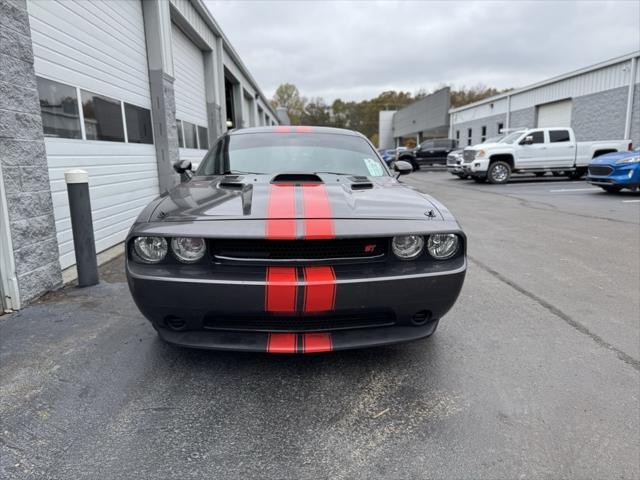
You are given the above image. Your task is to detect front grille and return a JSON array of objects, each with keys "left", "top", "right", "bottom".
[
  {"left": 210, "top": 238, "right": 388, "bottom": 262},
  {"left": 463, "top": 150, "right": 476, "bottom": 163},
  {"left": 203, "top": 311, "right": 396, "bottom": 332},
  {"left": 447, "top": 154, "right": 461, "bottom": 166},
  {"left": 588, "top": 165, "right": 614, "bottom": 176}
]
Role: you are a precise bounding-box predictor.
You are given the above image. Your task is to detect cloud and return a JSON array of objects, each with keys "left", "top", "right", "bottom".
[{"left": 205, "top": 0, "right": 640, "bottom": 102}]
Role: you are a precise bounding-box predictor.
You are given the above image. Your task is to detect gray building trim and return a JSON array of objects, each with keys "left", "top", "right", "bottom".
[
  {"left": 0, "top": 0, "right": 62, "bottom": 307},
  {"left": 393, "top": 87, "right": 450, "bottom": 139}
]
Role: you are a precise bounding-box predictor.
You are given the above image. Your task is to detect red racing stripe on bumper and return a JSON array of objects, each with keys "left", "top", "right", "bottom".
[
  {"left": 266, "top": 184, "right": 296, "bottom": 239},
  {"left": 301, "top": 184, "right": 334, "bottom": 239},
  {"left": 265, "top": 267, "right": 298, "bottom": 313},
  {"left": 303, "top": 266, "right": 336, "bottom": 313},
  {"left": 302, "top": 333, "right": 333, "bottom": 353},
  {"left": 267, "top": 333, "right": 297, "bottom": 353}
]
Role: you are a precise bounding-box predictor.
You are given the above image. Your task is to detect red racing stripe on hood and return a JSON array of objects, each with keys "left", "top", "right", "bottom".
[
  {"left": 303, "top": 266, "right": 336, "bottom": 313},
  {"left": 266, "top": 184, "right": 296, "bottom": 239},
  {"left": 302, "top": 333, "right": 333, "bottom": 353},
  {"left": 267, "top": 333, "right": 297, "bottom": 353},
  {"left": 265, "top": 267, "right": 298, "bottom": 313},
  {"left": 301, "top": 184, "right": 334, "bottom": 239}
]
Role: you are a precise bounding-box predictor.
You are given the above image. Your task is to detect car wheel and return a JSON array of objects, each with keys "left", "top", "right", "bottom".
[
  {"left": 552, "top": 171, "right": 562, "bottom": 177},
  {"left": 412, "top": 160, "right": 420, "bottom": 171},
  {"left": 487, "top": 161, "right": 511, "bottom": 184},
  {"left": 600, "top": 185, "right": 622, "bottom": 193},
  {"left": 534, "top": 172, "right": 545, "bottom": 177}
]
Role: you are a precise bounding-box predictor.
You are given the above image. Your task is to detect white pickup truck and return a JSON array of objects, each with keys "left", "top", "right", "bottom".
[{"left": 461, "top": 127, "right": 632, "bottom": 184}]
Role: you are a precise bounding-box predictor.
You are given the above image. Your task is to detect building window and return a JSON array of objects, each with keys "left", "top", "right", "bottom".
[
  {"left": 497, "top": 122, "right": 504, "bottom": 134},
  {"left": 36, "top": 77, "right": 82, "bottom": 139},
  {"left": 467, "top": 128, "right": 472, "bottom": 146},
  {"left": 481, "top": 126, "right": 487, "bottom": 142},
  {"left": 125, "top": 103, "right": 153, "bottom": 144},
  {"left": 455, "top": 130, "right": 460, "bottom": 141},
  {"left": 81, "top": 90, "right": 124, "bottom": 142},
  {"left": 183, "top": 121, "right": 198, "bottom": 149},
  {"left": 177, "top": 120, "right": 184, "bottom": 148},
  {"left": 198, "top": 125, "right": 208, "bottom": 150}
]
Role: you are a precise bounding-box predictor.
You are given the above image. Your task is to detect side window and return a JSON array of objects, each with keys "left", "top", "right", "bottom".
[
  {"left": 549, "top": 130, "right": 571, "bottom": 143},
  {"left": 177, "top": 120, "right": 184, "bottom": 148},
  {"left": 81, "top": 90, "right": 125, "bottom": 142},
  {"left": 422, "top": 141, "right": 433, "bottom": 149},
  {"left": 522, "top": 131, "right": 545, "bottom": 144},
  {"left": 124, "top": 104, "right": 153, "bottom": 144},
  {"left": 36, "top": 77, "right": 82, "bottom": 139}
]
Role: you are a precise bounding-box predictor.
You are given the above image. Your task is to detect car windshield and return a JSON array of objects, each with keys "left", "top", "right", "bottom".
[
  {"left": 196, "top": 132, "right": 389, "bottom": 177},
  {"left": 501, "top": 131, "right": 526, "bottom": 144},
  {"left": 483, "top": 135, "right": 505, "bottom": 144}
]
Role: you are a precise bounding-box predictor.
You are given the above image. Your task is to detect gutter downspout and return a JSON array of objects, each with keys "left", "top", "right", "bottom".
[
  {"left": 624, "top": 56, "right": 637, "bottom": 140},
  {"left": 506, "top": 95, "right": 511, "bottom": 130}
]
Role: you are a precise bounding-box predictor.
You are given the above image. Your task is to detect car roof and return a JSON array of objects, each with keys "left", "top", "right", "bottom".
[{"left": 228, "top": 126, "right": 365, "bottom": 138}]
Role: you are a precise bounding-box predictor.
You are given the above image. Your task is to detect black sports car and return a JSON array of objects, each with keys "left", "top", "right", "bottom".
[{"left": 126, "top": 126, "right": 466, "bottom": 353}]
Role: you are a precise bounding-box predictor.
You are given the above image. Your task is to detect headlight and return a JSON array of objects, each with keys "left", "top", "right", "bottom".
[
  {"left": 427, "top": 234, "right": 460, "bottom": 260},
  {"left": 392, "top": 235, "right": 425, "bottom": 260},
  {"left": 171, "top": 237, "right": 206, "bottom": 263},
  {"left": 476, "top": 149, "right": 486, "bottom": 158},
  {"left": 616, "top": 156, "right": 640, "bottom": 164},
  {"left": 133, "top": 236, "right": 168, "bottom": 264}
]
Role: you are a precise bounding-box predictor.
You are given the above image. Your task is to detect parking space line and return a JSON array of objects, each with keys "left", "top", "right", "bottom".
[
  {"left": 549, "top": 188, "right": 600, "bottom": 192},
  {"left": 622, "top": 199, "right": 640, "bottom": 203}
]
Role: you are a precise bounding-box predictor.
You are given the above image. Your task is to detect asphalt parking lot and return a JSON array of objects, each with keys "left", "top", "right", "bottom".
[{"left": 1, "top": 171, "right": 639, "bottom": 479}]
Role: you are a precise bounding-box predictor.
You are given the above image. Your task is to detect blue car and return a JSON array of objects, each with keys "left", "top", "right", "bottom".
[{"left": 587, "top": 149, "right": 639, "bottom": 193}]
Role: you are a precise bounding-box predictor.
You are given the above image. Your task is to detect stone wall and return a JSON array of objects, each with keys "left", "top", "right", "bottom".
[
  {"left": 0, "top": 0, "right": 62, "bottom": 305},
  {"left": 509, "top": 107, "right": 536, "bottom": 130}
]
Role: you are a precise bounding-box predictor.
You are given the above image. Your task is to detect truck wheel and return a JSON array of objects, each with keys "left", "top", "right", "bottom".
[
  {"left": 412, "top": 160, "right": 420, "bottom": 171},
  {"left": 535, "top": 172, "right": 545, "bottom": 177},
  {"left": 600, "top": 185, "right": 622, "bottom": 193},
  {"left": 568, "top": 168, "right": 586, "bottom": 180},
  {"left": 487, "top": 161, "right": 511, "bottom": 184}
]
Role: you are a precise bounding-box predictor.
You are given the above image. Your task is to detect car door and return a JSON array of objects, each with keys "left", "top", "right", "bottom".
[
  {"left": 416, "top": 141, "right": 433, "bottom": 163},
  {"left": 546, "top": 129, "right": 575, "bottom": 168},
  {"left": 517, "top": 130, "right": 547, "bottom": 169}
]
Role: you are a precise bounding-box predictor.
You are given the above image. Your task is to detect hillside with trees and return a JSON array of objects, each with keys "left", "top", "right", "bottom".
[{"left": 271, "top": 83, "right": 510, "bottom": 143}]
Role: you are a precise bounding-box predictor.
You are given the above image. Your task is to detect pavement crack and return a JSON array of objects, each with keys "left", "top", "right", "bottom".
[{"left": 469, "top": 256, "right": 640, "bottom": 371}]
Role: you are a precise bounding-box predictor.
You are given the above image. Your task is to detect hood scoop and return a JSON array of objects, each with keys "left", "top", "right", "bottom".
[
  {"left": 349, "top": 176, "right": 374, "bottom": 190},
  {"left": 271, "top": 173, "right": 323, "bottom": 184},
  {"left": 219, "top": 175, "right": 246, "bottom": 190}
]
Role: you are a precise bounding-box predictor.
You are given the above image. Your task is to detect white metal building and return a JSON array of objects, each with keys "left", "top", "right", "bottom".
[
  {"left": 0, "top": 0, "right": 279, "bottom": 309},
  {"left": 449, "top": 52, "right": 640, "bottom": 148}
]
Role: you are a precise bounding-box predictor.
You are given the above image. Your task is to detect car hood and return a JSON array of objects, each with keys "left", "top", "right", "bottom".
[
  {"left": 466, "top": 142, "right": 505, "bottom": 151},
  {"left": 149, "top": 174, "right": 444, "bottom": 222},
  {"left": 590, "top": 150, "right": 639, "bottom": 165}
]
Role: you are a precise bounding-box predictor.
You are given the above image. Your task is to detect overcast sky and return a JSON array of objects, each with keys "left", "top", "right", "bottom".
[{"left": 204, "top": 1, "right": 640, "bottom": 102}]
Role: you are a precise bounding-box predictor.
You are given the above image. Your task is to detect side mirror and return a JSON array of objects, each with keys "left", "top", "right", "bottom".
[
  {"left": 394, "top": 160, "right": 413, "bottom": 177},
  {"left": 173, "top": 159, "right": 193, "bottom": 174},
  {"left": 522, "top": 135, "right": 533, "bottom": 145}
]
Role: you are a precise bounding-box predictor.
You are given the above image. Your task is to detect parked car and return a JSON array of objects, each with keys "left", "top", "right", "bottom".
[
  {"left": 378, "top": 147, "right": 407, "bottom": 167},
  {"left": 399, "top": 139, "right": 458, "bottom": 170},
  {"left": 586, "top": 149, "right": 640, "bottom": 192},
  {"left": 447, "top": 135, "right": 505, "bottom": 179},
  {"left": 460, "top": 127, "right": 631, "bottom": 184},
  {"left": 126, "top": 126, "right": 467, "bottom": 353}
]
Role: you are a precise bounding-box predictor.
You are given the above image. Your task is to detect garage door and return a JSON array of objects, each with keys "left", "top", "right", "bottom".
[
  {"left": 537, "top": 99, "right": 573, "bottom": 128},
  {"left": 171, "top": 23, "right": 209, "bottom": 165},
  {"left": 28, "top": 0, "right": 159, "bottom": 270}
]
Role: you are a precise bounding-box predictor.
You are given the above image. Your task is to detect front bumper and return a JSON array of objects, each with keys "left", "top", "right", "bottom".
[{"left": 127, "top": 257, "right": 466, "bottom": 353}]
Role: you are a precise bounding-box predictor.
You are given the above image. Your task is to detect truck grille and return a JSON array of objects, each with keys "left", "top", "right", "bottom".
[
  {"left": 463, "top": 150, "right": 476, "bottom": 163},
  {"left": 588, "top": 165, "right": 613, "bottom": 176},
  {"left": 209, "top": 238, "right": 388, "bottom": 263},
  {"left": 447, "top": 154, "right": 461, "bottom": 166},
  {"left": 203, "top": 310, "right": 396, "bottom": 332}
]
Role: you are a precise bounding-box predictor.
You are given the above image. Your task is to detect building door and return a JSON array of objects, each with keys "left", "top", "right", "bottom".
[{"left": 537, "top": 99, "right": 572, "bottom": 128}]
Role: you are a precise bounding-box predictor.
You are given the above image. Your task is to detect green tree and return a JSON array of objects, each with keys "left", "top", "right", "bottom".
[
  {"left": 302, "top": 97, "right": 331, "bottom": 125},
  {"left": 271, "top": 83, "right": 307, "bottom": 124}
]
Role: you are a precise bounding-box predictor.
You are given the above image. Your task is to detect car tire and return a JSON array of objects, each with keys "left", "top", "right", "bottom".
[
  {"left": 534, "top": 172, "right": 546, "bottom": 177},
  {"left": 552, "top": 171, "right": 562, "bottom": 177},
  {"left": 411, "top": 160, "right": 420, "bottom": 171},
  {"left": 600, "top": 185, "right": 622, "bottom": 193},
  {"left": 487, "top": 161, "right": 511, "bottom": 184}
]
